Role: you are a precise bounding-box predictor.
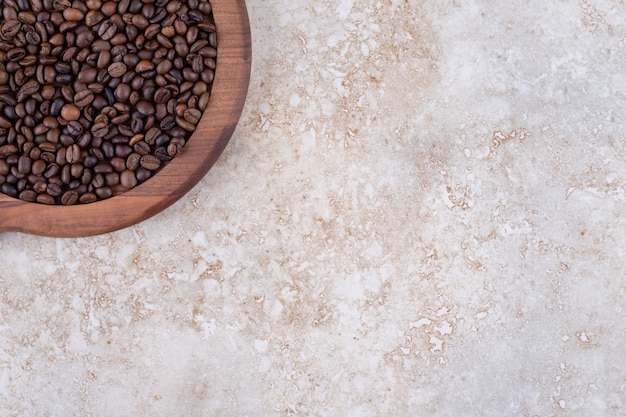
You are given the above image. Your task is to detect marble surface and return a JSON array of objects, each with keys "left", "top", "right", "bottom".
[{"left": 1, "top": 0, "right": 626, "bottom": 415}]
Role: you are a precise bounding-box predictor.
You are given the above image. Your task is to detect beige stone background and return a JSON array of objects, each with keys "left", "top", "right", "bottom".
[{"left": 1, "top": 0, "right": 626, "bottom": 415}]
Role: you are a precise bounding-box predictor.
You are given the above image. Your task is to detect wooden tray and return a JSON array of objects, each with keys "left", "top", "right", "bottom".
[{"left": 0, "top": 0, "right": 251, "bottom": 237}]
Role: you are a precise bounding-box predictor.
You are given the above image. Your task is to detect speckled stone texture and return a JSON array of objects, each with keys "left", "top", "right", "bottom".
[{"left": 1, "top": 0, "right": 625, "bottom": 416}]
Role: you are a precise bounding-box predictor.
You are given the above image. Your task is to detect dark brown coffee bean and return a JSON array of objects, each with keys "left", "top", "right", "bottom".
[
  {"left": 61, "top": 190, "right": 78, "bottom": 205},
  {"left": 120, "top": 169, "right": 137, "bottom": 188},
  {"left": 113, "top": 83, "right": 131, "bottom": 101},
  {"left": 175, "top": 116, "right": 196, "bottom": 132},
  {"left": 95, "top": 186, "right": 112, "bottom": 199},
  {"left": 79, "top": 192, "right": 96, "bottom": 203},
  {"left": 19, "top": 189, "right": 37, "bottom": 202},
  {"left": 104, "top": 172, "right": 119, "bottom": 186},
  {"left": 110, "top": 157, "right": 126, "bottom": 172},
  {"left": 144, "top": 23, "right": 160, "bottom": 39},
  {"left": 160, "top": 115, "right": 175, "bottom": 131},
  {"left": 63, "top": 8, "right": 84, "bottom": 21},
  {"left": 98, "top": 19, "right": 117, "bottom": 40},
  {"left": 140, "top": 154, "right": 160, "bottom": 170},
  {"left": 17, "top": 155, "right": 32, "bottom": 174},
  {"left": 47, "top": 182, "right": 62, "bottom": 196},
  {"left": 52, "top": 0, "right": 71, "bottom": 10},
  {"left": 135, "top": 167, "right": 151, "bottom": 182},
  {"left": 125, "top": 152, "right": 141, "bottom": 170},
  {"left": 183, "top": 108, "right": 202, "bottom": 125},
  {"left": 74, "top": 90, "right": 95, "bottom": 107},
  {"left": 0, "top": 144, "right": 18, "bottom": 156},
  {"left": 0, "top": 116, "right": 12, "bottom": 129},
  {"left": 167, "top": 141, "right": 183, "bottom": 157},
  {"left": 76, "top": 30, "right": 95, "bottom": 48},
  {"left": 66, "top": 121, "right": 83, "bottom": 136},
  {"left": 85, "top": 10, "right": 104, "bottom": 26},
  {"left": 36, "top": 193, "right": 55, "bottom": 204},
  {"left": 7, "top": 47, "right": 26, "bottom": 61},
  {"left": 1, "top": 20, "right": 21, "bottom": 39},
  {"left": 31, "top": 159, "right": 46, "bottom": 176},
  {"left": 133, "top": 140, "right": 150, "bottom": 155},
  {"left": 136, "top": 101, "right": 155, "bottom": 116},
  {"left": 77, "top": 68, "right": 98, "bottom": 84},
  {"left": 107, "top": 61, "right": 127, "bottom": 78},
  {"left": 65, "top": 144, "right": 80, "bottom": 163}
]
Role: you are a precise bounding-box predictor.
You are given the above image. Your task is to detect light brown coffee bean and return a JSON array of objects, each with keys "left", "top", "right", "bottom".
[{"left": 61, "top": 104, "right": 80, "bottom": 121}]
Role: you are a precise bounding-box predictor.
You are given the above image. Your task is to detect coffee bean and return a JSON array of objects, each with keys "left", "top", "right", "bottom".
[
  {"left": 36, "top": 193, "right": 55, "bottom": 204},
  {"left": 47, "top": 182, "right": 62, "bottom": 196},
  {"left": 0, "top": 116, "right": 12, "bottom": 129},
  {"left": 183, "top": 108, "right": 202, "bottom": 125},
  {"left": 0, "top": 144, "right": 18, "bottom": 156},
  {"left": 62, "top": 8, "right": 83, "bottom": 21},
  {"left": 61, "top": 104, "right": 80, "bottom": 121},
  {"left": 175, "top": 116, "right": 196, "bottom": 132},
  {"left": 17, "top": 155, "right": 32, "bottom": 174},
  {"left": 119, "top": 169, "right": 137, "bottom": 188},
  {"left": 139, "top": 154, "right": 161, "bottom": 170},
  {"left": 107, "top": 62, "right": 127, "bottom": 78},
  {"left": 65, "top": 143, "right": 80, "bottom": 163},
  {"left": 79, "top": 192, "right": 96, "bottom": 203},
  {"left": 74, "top": 90, "right": 94, "bottom": 107},
  {"left": 52, "top": 0, "right": 71, "bottom": 10},
  {"left": 98, "top": 19, "right": 117, "bottom": 40},
  {"left": 85, "top": 10, "right": 104, "bottom": 26},
  {"left": 60, "top": 189, "right": 78, "bottom": 205},
  {"left": 76, "top": 30, "right": 95, "bottom": 49},
  {"left": 19, "top": 189, "right": 37, "bottom": 202}
]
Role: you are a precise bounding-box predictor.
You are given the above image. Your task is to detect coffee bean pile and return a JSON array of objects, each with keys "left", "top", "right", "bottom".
[{"left": 0, "top": 0, "right": 217, "bottom": 205}]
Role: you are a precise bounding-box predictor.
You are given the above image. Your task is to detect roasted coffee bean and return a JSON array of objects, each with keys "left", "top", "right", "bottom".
[
  {"left": 85, "top": 10, "right": 104, "bottom": 26},
  {"left": 52, "top": 0, "right": 71, "bottom": 10},
  {"left": 79, "top": 192, "right": 96, "bottom": 203},
  {"left": 107, "top": 62, "right": 127, "bottom": 78},
  {"left": 74, "top": 90, "right": 94, "bottom": 107},
  {"left": 0, "top": 144, "right": 18, "bottom": 156},
  {"left": 133, "top": 140, "right": 150, "bottom": 155},
  {"left": 17, "top": 155, "right": 32, "bottom": 174},
  {"left": 19, "top": 189, "right": 37, "bottom": 202},
  {"left": 66, "top": 121, "right": 83, "bottom": 136},
  {"left": 95, "top": 185, "right": 112, "bottom": 199},
  {"left": 62, "top": 8, "right": 83, "bottom": 21},
  {"left": 140, "top": 154, "right": 161, "bottom": 170},
  {"left": 31, "top": 159, "right": 46, "bottom": 175},
  {"left": 98, "top": 19, "right": 117, "bottom": 40},
  {"left": 175, "top": 116, "right": 196, "bottom": 132},
  {"left": 46, "top": 182, "right": 62, "bottom": 196},
  {"left": 36, "top": 193, "right": 55, "bottom": 204},
  {"left": 60, "top": 104, "right": 80, "bottom": 121},
  {"left": 60, "top": 189, "right": 78, "bottom": 205},
  {"left": 120, "top": 169, "right": 137, "bottom": 188},
  {"left": 183, "top": 108, "right": 202, "bottom": 125},
  {"left": 65, "top": 143, "right": 80, "bottom": 163}
]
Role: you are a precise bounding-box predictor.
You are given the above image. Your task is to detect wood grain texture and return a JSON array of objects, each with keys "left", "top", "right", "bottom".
[{"left": 0, "top": 0, "right": 251, "bottom": 237}]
